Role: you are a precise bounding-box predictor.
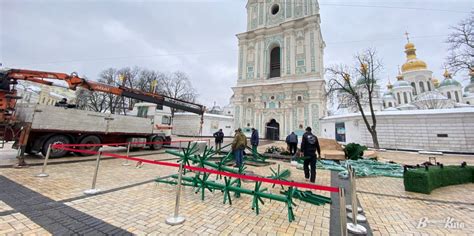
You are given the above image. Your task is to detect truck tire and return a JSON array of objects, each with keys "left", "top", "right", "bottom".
[
  {"left": 150, "top": 136, "right": 163, "bottom": 150},
  {"left": 78, "top": 135, "right": 101, "bottom": 156},
  {"left": 41, "top": 135, "right": 71, "bottom": 158}
]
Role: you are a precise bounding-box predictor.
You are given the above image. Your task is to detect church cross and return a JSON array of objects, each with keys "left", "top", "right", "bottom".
[{"left": 404, "top": 31, "right": 410, "bottom": 42}]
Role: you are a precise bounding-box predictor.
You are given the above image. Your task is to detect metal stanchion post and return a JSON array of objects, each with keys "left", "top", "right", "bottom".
[
  {"left": 346, "top": 166, "right": 367, "bottom": 223},
  {"left": 36, "top": 144, "right": 52, "bottom": 177},
  {"left": 339, "top": 187, "right": 348, "bottom": 236},
  {"left": 179, "top": 140, "right": 182, "bottom": 150},
  {"left": 346, "top": 166, "right": 363, "bottom": 214},
  {"left": 346, "top": 166, "right": 367, "bottom": 234},
  {"left": 166, "top": 162, "right": 186, "bottom": 225},
  {"left": 84, "top": 151, "right": 102, "bottom": 195},
  {"left": 122, "top": 142, "right": 131, "bottom": 166}
]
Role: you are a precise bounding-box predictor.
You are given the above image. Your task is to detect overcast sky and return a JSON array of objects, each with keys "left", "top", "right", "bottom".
[{"left": 1, "top": 0, "right": 473, "bottom": 108}]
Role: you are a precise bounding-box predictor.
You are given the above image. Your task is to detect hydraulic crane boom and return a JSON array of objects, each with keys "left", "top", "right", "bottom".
[
  {"left": 1, "top": 69, "right": 206, "bottom": 115},
  {"left": 1, "top": 68, "right": 207, "bottom": 166}
]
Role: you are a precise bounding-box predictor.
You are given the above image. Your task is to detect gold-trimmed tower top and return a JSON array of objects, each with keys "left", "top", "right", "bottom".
[{"left": 401, "top": 33, "right": 428, "bottom": 73}]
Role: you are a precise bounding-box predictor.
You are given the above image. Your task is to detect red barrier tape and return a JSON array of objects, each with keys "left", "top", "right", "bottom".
[
  {"left": 55, "top": 145, "right": 339, "bottom": 193},
  {"left": 59, "top": 139, "right": 211, "bottom": 147}
]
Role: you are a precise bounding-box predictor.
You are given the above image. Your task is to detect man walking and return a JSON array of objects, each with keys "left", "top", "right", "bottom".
[
  {"left": 213, "top": 128, "right": 224, "bottom": 154},
  {"left": 300, "top": 127, "right": 321, "bottom": 183},
  {"left": 231, "top": 128, "right": 247, "bottom": 167},
  {"left": 250, "top": 128, "right": 259, "bottom": 156},
  {"left": 286, "top": 132, "right": 298, "bottom": 155}
]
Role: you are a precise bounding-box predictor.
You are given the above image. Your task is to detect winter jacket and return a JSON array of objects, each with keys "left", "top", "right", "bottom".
[
  {"left": 286, "top": 133, "right": 298, "bottom": 144},
  {"left": 301, "top": 131, "right": 321, "bottom": 157},
  {"left": 213, "top": 131, "right": 224, "bottom": 143},
  {"left": 232, "top": 133, "right": 247, "bottom": 151},
  {"left": 251, "top": 130, "right": 259, "bottom": 146}
]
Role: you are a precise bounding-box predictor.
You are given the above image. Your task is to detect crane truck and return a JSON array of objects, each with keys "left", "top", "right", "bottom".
[{"left": 0, "top": 68, "right": 205, "bottom": 165}]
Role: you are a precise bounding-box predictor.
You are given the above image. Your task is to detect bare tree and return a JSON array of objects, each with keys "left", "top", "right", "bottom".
[
  {"left": 158, "top": 71, "right": 198, "bottom": 117},
  {"left": 86, "top": 91, "right": 109, "bottom": 113},
  {"left": 98, "top": 68, "right": 125, "bottom": 114},
  {"left": 445, "top": 11, "right": 474, "bottom": 75},
  {"left": 117, "top": 67, "right": 140, "bottom": 110},
  {"left": 326, "top": 49, "right": 382, "bottom": 149}
]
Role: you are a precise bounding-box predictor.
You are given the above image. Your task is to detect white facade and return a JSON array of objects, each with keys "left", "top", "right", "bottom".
[
  {"left": 379, "top": 41, "right": 474, "bottom": 110},
  {"left": 320, "top": 108, "right": 474, "bottom": 153},
  {"left": 173, "top": 113, "right": 234, "bottom": 137},
  {"left": 232, "top": 0, "right": 326, "bottom": 140},
  {"left": 16, "top": 81, "right": 76, "bottom": 106}
]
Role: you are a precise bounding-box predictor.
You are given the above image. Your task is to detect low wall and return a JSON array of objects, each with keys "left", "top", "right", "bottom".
[
  {"left": 173, "top": 113, "right": 234, "bottom": 137},
  {"left": 320, "top": 108, "right": 474, "bottom": 153}
]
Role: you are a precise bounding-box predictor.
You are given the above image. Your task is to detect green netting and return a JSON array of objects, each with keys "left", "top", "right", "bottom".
[{"left": 297, "top": 159, "right": 404, "bottom": 178}]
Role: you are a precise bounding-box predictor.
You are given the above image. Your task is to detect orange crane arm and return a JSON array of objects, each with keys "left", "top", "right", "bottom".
[{"left": 2, "top": 68, "right": 206, "bottom": 114}]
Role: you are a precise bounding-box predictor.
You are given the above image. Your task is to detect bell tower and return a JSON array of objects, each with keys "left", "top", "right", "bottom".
[{"left": 232, "top": 0, "right": 326, "bottom": 139}]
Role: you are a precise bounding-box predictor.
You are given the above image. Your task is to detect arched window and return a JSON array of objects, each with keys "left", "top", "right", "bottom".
[
  {"left": 419, "top": 81, "right": 425, "bottom": 93},
  {"left": 403, "top": 92, "right": 408, "bottom": 104},
  {"left": 447, "top": 91, "right": 451, "bottom": 99},
  {"left": 411, "top": 82, "right": 417, "bottom": 95},
  {"left": 455, "top": 91, "right": 460, "bottom": 102},
  {"left": 467, "top": 101, "right": 471, "bottom": 105},
  {"left": 427, "top": 82, "right": 432, "bottom": 91},
  {"left": 388, "top": 102, "right": 392, "bottom": 107},
  {"left": 269, "top": 47, "right": 281, "bottom": 78},
  {"left": 397, "top": 93, "right": 401, "bottom": 104}
]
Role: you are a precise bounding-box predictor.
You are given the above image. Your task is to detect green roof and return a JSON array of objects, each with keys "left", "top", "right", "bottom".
[{"left": 439, "top": 79, "right": 461, "bottom": 87}]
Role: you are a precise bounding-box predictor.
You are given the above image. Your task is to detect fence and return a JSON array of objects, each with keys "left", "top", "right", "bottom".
[{"left": 35, "top": 141, "right": 369, "bottom": 235}]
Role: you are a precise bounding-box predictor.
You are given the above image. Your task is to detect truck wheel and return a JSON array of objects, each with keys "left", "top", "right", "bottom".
[
  {"left": 78, "top": 135, "right": 101, "bottom": 156},
  {"left": 41, "top": 135, "right": 71, "bottom": 158},
  {"left": 150, "top": 136, "right": 163, "bottom": 150}
]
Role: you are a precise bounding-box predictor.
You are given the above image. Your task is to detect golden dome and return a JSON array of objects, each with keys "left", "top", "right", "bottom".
[
  {"left": 396, "top": 72, "right": 403, "bottom": 81},
  {"left": 401, "top": 41, "right": 428, "bottom": 73},
  {"left": 443, "top": 68, "right": 452, "bottom": 79},
  {"left": 432, "top": 78, "right": 440, "bottom": 87},
  {"left": 343, "top": 73, "right": 350, "bottom": 81},
  {"left": 360, "top": 63, "right": 368, "bottom": 74},
  {"left": 404, "top": 42, "right": 415, "bottom": 50},
  {"left": 387, "top": 80, "right": 393, "bottom": 89}
]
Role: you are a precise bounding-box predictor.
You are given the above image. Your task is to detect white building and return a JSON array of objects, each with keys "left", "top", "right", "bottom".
[
  {"left": 172, "top": 113, "right": 234, "bottom": 137},
  {"left": 320, "top": 108, "right": 474, "bottom": 153},
  {"left": 16, "top": 81, "right": 76, "bottom": 106},
  {"left": 380, "top": 40, "right": 473, "bottom": 110},
  {"left": 323, "top": 38, "right": 474, "bottom": 153},
  {"left": 232, "top": 0, "right": 326, "bottom": 139}
]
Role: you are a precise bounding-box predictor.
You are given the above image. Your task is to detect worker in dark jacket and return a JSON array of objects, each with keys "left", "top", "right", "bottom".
[
  {"left": 250, "top": 128, "right": 259, "bottom": 155},
  {"left": 300, "top": 127, "right": 321, "bottom": 183},
  {"left": 213, "top": 129, "right": 224, "bottom": 154},
  {"left": 286, "top": 132, "right": 298, "bottom": 155}
]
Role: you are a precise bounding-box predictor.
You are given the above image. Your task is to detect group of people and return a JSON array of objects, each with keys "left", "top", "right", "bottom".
[
  {"left": 213, "top": 127, "right": 259, "bottom": 168},
  {"left": 213, "top": 126, "right": 320, "bottom": 183}
]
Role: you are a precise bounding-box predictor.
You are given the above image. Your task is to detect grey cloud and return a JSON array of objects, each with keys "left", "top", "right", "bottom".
[{"left": 1, "top": 0, "right": 472, "bottom": 108}]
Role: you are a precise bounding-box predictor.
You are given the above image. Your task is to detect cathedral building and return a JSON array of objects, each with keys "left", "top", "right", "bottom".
[
  {"left": 381, "top": 39, "right": 473, "bottom": 110},
  {"left": 322, "top": 36, "right": 474, "bottom": 153},
  {"left": 232, "top": 0, "right": 326, "bottom": 140}
]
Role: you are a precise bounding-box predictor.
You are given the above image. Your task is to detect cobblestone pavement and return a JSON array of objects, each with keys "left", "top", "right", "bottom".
[{"left": 0, "top": 148, "right": 473, "bottom": 235}]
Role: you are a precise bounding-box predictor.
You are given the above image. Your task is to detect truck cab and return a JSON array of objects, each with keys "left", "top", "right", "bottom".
[{"left": 129, "top": 102, "right": 172, "bottom": 137}]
